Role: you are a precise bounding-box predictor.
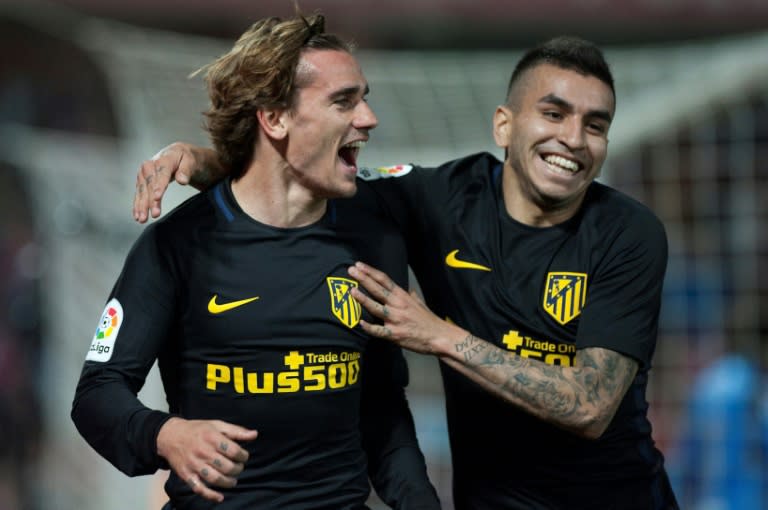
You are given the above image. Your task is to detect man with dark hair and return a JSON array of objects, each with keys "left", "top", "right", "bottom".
[
  {"left": 72, "top": 13, "right": 438, "bottom": 509},
  {"left": 135, "top": 36, "right": 678, "bottom": 509}
]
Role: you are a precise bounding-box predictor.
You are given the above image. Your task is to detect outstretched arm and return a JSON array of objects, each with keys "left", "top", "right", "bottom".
[
  {"left": 133, "top": 143, "right": 230, "bottom": 222},
  {"left": 348, "top": 262, "right": 638, "bottom": 440}
]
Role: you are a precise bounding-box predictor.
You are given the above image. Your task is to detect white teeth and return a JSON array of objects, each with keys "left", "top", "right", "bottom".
[
  {"left": 343, "top": 140, "right": 366, "bottom": 149},
  {"left": 544, "top": 155, "right": 579, "bottom": 173}
]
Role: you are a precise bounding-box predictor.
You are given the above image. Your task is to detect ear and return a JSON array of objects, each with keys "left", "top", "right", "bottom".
[
  {"left": 257, "top": 108, "right": 288, "bottom": 140},
  {"left": 492, "top": 105, "right": 513, "bottom": 149}
]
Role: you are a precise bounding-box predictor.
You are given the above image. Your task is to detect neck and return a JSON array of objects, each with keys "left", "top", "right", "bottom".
[{"left": 232, "top": 158, "right": 327, "bottom": 229}]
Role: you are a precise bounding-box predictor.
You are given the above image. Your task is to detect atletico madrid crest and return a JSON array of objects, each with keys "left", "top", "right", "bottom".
[
  {"left": 327, "top": 277, "right": 362, "bottom": 329},
  {"left": 543, "top": 272, "right": 587, "bottom": 325}
]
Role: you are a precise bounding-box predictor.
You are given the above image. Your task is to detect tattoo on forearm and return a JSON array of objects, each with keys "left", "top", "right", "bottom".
[{"left": 455, "top": 334, "right": 488, "bottom": 362}]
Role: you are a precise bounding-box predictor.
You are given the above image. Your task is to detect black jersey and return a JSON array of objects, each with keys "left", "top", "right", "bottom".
[
  {"left": 72, "top": 179, "right": 438, "bottom": 510},
  {"left": 360, "top": 153, "right": 675, "bottom": 509}
]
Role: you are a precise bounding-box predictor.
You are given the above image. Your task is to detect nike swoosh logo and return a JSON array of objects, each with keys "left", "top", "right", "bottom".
[
  {"left": 208, "top": 294, "right": 260, "bottom": 314},
  {"left": 445, "top": 250, "right": 491, "bottom": 272}
]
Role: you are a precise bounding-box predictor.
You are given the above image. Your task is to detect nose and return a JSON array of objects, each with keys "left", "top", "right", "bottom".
[
  {"left": 353, "top": 101, "right": 378, "bottom": 131},
  {"left": 559, "top": 117, "right": 586, "bottom": 150}
]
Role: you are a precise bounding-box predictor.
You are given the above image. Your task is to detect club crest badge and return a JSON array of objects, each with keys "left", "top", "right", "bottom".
[
  {"left": 327, "top": 277, "right": 362, "bottom": 329},
  {"left": 543, "top": 272, "right": 587, "bottom": 325}
]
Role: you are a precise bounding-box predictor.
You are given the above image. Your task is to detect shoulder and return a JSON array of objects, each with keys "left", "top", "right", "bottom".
[
  {"left": 134, "top": 188, "right": 217, "bottom": 255},
  {"left": 579, "top": 183, "right": 668, "bottom": 266},
  {"left": 357, "top": 152, "right": 501, "bottom": 183},
  {"left": 584, "top": 182, "right": 666, "bottom": 239}
]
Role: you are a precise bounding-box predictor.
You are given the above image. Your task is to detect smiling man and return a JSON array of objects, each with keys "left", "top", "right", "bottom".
[
  {"left": 71, "top": 13, "right": 438, "bottom": 510},
  {"left": 132, "top": 36, "right": 678, "bottom": 509},
  {"left": 346, "top": 37, "right": 677, "bottom": 510}
]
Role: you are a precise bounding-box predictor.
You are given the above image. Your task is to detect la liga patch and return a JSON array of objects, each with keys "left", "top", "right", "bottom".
[
  {"left": 357, "top": 164, "right": 413, "bottom": 181},
  {"left": 86, "top": 298, "right": 123, "bottom": 362}
]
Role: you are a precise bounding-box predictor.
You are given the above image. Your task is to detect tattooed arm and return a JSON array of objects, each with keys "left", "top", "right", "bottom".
[
  {"left": 348, "top": 262, "right": 638, "bottom": 440},
  {"left": 442, "top": 336, "right": 637, "bottom": 439}
]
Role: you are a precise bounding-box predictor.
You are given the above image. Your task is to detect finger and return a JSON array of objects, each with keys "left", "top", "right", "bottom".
[
  {"left": 149, "top": 162, "right": 170, "bottom": 198},
  {"left": 350, "top": 287, "right": 388, "bottom": 321},
  {"left": 214, "top": 435, "right": 254, "bottom": 464},
  {"left": 210, "top": 454, "right": 245, "bottom": 477},
  {"left": 148, "top": 164, "right": 172, "bottom": 218},
  {"left": 174, "top": 152, "right": 192, "bottom": 185},
  {"left": 218, "top": 422, "right": 260, "bottom": 443},
  {"left": 353, "top": 262, "right": 395, "bottom": 291},
  {"left": 134, "top": 160, "right": 157, "bottom": 222},
  {"left": 358, "top": 319, "right": 392, "bottom": 340},
  {"left": 217, "top": 423, "right": 259, "bottom": 463},
  {"left": 199, "top": 463, "right": 238, "bottom": 489},
  {"left": 348, "top": 265, "right": 396, "bottom": 303},
  {"left": 186, "top": 474, "right": 224, "bottom": 503},
  {"left": 133, "top": 178, "right": 147, "bottom": 223},
  {"left": 153, "top": 144, "right": 185, "bottom": 188}
]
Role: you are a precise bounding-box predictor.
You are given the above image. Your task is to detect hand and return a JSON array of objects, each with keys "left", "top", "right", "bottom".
[
  {"left": 133, "top": 142, "right": 199, "bottom": 223},
  {"left": 156, "top": 417, "right": 259, "bottom": 503},
  {"left": 348, "top": 261, "right": 465, "bottom": 355}
]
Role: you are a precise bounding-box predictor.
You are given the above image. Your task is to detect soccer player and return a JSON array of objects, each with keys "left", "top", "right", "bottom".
[
  {"left": 72, "top": 13, "right": 439, "bottom": 510},
  {"left": 133, "top": 37, "right": 678, "bottom": 509}
]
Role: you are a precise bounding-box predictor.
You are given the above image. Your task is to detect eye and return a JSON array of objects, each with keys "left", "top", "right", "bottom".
[
  {"left": 334, "top": 97, "right": 354, "bottom": 109},
  {"left": 543, "top": 110, "right": 563, "bottom": 120},
  {"left": 587, "top": 122, "right": 608, "bottom": 135}
]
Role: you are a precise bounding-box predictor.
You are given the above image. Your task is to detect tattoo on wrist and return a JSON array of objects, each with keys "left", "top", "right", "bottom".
[{"left": 455, "top": 334, "right": 487, "bottom": 362}]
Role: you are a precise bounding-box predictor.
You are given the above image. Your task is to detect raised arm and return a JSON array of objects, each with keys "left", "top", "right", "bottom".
[
  {"left": 133, "top": 143, "right": 229, "bottom": 223},
  {"left": 348, "top": 262, "right": 638, "bottom": 440}
]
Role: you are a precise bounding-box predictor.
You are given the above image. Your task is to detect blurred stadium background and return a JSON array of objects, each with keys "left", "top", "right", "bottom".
[{"left": 0, "top": 0, "right": 767, "bottom": 508}]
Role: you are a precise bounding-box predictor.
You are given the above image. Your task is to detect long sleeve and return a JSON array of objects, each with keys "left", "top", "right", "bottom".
[
  {"left": 71, "top": 224, "right": 177, "bottom": 476},
  {"left": 360, "top": 338, "right": 440, "bottom": 509}
]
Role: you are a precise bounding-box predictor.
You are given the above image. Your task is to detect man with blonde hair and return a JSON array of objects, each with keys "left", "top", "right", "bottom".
[
  {"left": 72, "top": 13, "right": 438, "bottom": 509},
  {"left": 134, "top": 35, "right": 679, "bottom": 509}
]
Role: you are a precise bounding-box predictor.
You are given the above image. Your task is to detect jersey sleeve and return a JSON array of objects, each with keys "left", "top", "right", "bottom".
[
  {"left": 70, "top": 223, "right": 178, "bottom": 476},
  {"left": 577, "top": 211, "right": 668, "bottom": 367},
  {"left": 355, "top": 169, "right": 440, "bottom": 507},
  {"left": 360, "top": 338, "right": 440, "bottom": 509},
  {"left": 356, "top": 165, "right": 433, "bottom": 249}
]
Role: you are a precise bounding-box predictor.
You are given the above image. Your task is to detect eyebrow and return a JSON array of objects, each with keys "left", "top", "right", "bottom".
[
  {"left": 329, "top": 84, "right": 370, "bottom": 101},
  {"left": 538, "top": 93, "right": 613, "bottom": 123}
]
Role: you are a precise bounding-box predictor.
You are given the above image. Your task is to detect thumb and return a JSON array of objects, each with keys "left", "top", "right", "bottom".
[{"left": 217, "top": 421, "right": 259, "bottom": 441}]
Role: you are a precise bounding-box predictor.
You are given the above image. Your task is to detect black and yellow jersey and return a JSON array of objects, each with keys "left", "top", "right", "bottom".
[
  {"left": 71, "top": 179, "right": 438, "bottom": 510},
  {"left": 361, "top": 153, "right": 675, "bottom": 509}
]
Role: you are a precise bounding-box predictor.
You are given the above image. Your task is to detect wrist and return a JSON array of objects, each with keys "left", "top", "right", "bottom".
[
  {"left": 431, "top": 323, "right": 471, "bottom": 358},
  {"left": 156, "top": 416, "right": 182, "bottom": 458}
]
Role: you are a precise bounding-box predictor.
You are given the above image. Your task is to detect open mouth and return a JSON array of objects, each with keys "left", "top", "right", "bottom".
[
  {"left": 542, "top": 154, "right": 581, "bottom": 175},
  {"left": 339, "top": 140, "right": 366, "bottom": 168}
]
